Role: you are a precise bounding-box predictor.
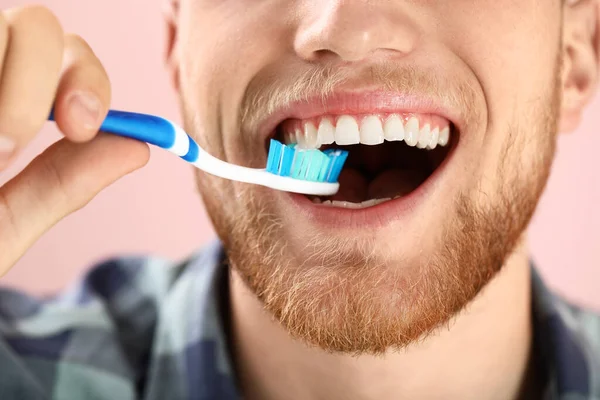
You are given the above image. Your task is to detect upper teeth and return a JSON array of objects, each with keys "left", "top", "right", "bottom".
[
  {"left": 335, "top": 115, "right": 360, "bottom": 145},
  {"left": 284, "top": 114, "right": 451, "bottom": 150}
]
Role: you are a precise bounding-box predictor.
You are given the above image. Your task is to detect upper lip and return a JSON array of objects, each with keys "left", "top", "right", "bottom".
[{"left": 255, "top": 89, "right": 464, "bottom": 143}]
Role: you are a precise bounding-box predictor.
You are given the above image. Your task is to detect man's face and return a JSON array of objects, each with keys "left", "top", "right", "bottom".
[{"left": 172, "top": 0, "right": 565, "bottom": 353}]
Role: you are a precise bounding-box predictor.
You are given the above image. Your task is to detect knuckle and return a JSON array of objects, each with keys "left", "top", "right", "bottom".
[
  {"left": 39, "top": 144, "right": 98, "bottom": 215},
  {"left": 38, "top": 153, "right": 70, "bottom": 207},
  {"left": 38, "top": 145, "right": 93, "bottom": 213},
  {"left": 64, "top": 33, "right": 93, "bottom": 54},
  {"left": 62, "top": 34, "right": 111, "bottom": 94},
  {"left": 65, "top": 34, "right": 110, "bottom": 81}
]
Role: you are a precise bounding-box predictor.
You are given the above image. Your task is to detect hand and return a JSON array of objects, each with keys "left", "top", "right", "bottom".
[{"left": 0, "top": 6, "right": 150, "bottom": 275}]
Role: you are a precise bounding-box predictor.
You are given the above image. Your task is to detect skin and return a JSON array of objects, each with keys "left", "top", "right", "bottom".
[{"left": 0, "top": 1, "right": 598, "bottom": 399}]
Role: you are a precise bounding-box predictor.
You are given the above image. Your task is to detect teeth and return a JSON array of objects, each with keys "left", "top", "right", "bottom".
[
  {"left": 439, "top": 126, "right": 450, "bottom": 146},
  {"left": 335, "top": 115, "right": 361, "bottom": 145},
  {"left": 428, "top": 127, "right": 439, "bottom": 150},
  {"left": 322, "top": 200, "right": 360, "bottom": 209},
  {"left": 295, "top": 128, "right": 305, "bottom": 147},
  {"left": 404, "top": 117, "right": 419, "bottom": 147},
  {"left": 359, "top": 116, "right": 384, "bottom": 145},
  {"left": 417, "top": 123, "right": 431, "bottom": 149},
  {"left": 317, "top": 118, "right": 335, "bottom": 145},
  {"left": 285, "top": 131, "right": 295, "bottom": 145},
  {"left": 361, "top": 198, "right": 391, "bottom": 207},
  {"left": 319, "top": 198, "right": 393, "bottom": 209},
  {"left": 384, "top": 115, "right": 405, "bottom": 141},
  {"left": 282, "top": 114, "right": 451, "bottom": 149},
  {"left": 303, "top": 122, "right": 319, "bottom": 148}
]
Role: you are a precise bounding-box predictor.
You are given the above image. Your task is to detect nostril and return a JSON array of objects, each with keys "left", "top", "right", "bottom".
[
  {"left": 311, "top": 48, "right": 343, "bottom": 62},
  {"left": 293, "top": 3, "right": 419, "bottom": 63}
]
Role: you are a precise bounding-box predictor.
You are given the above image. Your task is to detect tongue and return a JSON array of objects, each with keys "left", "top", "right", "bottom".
[
  {"left": 330, "top": 168, "right": 369, "bottom": 202},
  {"left": 367, "top": 169, "right": 426, "bottom": 199},
  {"left": 331, "top": 168, "right": 426, "bottom": 202}
]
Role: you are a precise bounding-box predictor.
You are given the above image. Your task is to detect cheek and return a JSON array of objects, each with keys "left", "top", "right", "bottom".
[
  {"left": 178, "top": 1, "right": 296, "bottom": 155},
  {"left": 435, "top": 1, "right": 562, "bottom": 196},
  {"left": 444, "top": 1, "right": 561, "bottom": 129}
]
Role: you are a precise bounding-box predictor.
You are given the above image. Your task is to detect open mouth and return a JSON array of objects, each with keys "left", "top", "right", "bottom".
[{"left": 274, "top": 113, "right": 455, "bottom": 209}]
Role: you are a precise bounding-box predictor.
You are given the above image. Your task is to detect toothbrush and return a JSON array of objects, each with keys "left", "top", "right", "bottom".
[{"left": 48, "top": 109, "right": 347, "bottom": 196}]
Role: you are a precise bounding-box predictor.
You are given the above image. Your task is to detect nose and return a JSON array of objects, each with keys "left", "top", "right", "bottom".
[{"left": 294, "top": 0, "right": 419, "bottom": 63}]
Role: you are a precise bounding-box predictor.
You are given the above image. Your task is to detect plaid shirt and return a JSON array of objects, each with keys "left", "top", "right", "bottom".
[{"left": 0, "top": 240, "right": 598, "bottom": 400}]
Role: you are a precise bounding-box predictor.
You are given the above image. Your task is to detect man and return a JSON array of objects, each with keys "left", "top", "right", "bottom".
[{"left": 0, "top": 0, "right": 598, "bottom": 399}]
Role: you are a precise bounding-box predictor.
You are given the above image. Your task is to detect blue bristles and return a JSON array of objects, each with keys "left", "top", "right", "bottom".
[{"left": 266, "top": 139, "right": 349, "bottom": 183}]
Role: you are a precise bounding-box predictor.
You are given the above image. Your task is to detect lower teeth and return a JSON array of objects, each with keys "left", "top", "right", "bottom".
[{"left": 311, "top": 197, "right": 397, "bottom": 209}]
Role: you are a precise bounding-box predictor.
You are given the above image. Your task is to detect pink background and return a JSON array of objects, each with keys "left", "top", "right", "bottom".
[{"left": 1, "top": 1, "right": 599, "bottom": 310}]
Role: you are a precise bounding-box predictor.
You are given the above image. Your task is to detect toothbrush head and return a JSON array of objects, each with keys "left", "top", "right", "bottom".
[{"left": 266, "top": 139, "right": 349, "bottom": 184}]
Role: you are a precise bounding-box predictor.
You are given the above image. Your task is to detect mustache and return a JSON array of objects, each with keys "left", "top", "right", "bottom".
[{"left": 240, "top": 62, "right": 480, "bottom": 134}]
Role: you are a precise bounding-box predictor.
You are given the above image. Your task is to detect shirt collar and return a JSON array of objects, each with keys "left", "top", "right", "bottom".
[{"left": 531, "top": 268, "right": 594, "bottom": 399}]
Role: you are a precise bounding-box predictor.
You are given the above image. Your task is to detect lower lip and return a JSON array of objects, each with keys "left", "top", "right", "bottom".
[{"left": 285, "top": 142, "right": 456, "bottom": 230}]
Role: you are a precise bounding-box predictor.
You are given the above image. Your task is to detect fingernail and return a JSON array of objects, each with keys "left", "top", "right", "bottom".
[
  {"left": 0, "top": 136, "right": 16, "bottom": 169},
  {"left": 68, "top": 91, "right": 101, "bottom": 130}
]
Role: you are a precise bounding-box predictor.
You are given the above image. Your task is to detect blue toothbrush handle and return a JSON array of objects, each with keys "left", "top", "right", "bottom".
[
  {"left": 49, "top": 109, "right": 176, "bottom": 148},
  {"left": 48, "top": 108, "right": 197, "bottom": 160}
]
